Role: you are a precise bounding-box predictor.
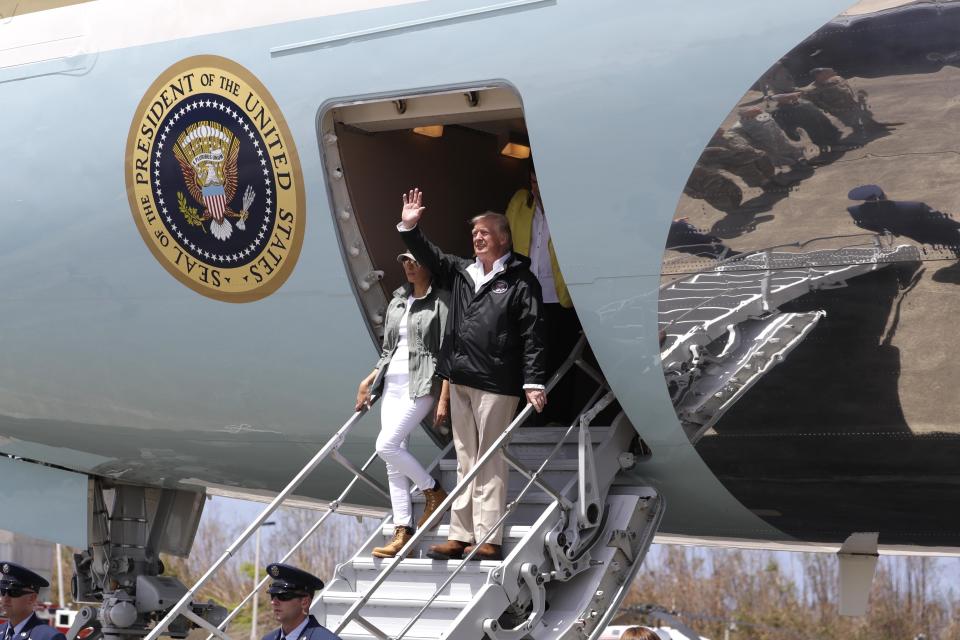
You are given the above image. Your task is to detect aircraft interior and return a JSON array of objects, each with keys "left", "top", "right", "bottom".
[{"left": 322, "top": 87, "right": 604, "bottom": 431}]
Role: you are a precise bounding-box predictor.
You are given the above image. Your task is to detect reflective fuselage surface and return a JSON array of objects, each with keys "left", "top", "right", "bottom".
[
  {"left": 13, "top": 0, "right": 949, "bottom": 551},
  {"left": 661, "top": 0, "right": 960, "bottom": 547}
]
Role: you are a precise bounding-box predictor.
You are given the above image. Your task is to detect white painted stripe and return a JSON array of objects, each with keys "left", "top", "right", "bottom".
[
  {"left": 0, "top": 0, "right": 426, "bottom": 69},
  {"left": 270, "top": 0, "right": 554, "bottom": 54}
]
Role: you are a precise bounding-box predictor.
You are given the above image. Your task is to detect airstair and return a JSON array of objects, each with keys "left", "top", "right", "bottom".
[
  {"left": 659, "top": 241, "right": 920, "bottom": 441},
  {"left": 141, "top": 336, "right": 664, "bottom": 640}
]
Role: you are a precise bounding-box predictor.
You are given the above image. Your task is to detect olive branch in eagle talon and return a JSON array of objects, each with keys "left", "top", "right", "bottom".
[{"left": 177, "top": 192, "right": 206, "bottom": 230}]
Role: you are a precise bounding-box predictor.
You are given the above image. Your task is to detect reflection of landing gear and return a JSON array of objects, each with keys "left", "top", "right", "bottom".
[{"left": 68, "top": 481, "right": 226, "bottom": 640}]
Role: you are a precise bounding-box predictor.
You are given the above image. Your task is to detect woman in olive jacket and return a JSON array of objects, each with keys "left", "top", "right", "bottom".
[{"left": 355, "top": 252, "right": 450, "bottom": 558}]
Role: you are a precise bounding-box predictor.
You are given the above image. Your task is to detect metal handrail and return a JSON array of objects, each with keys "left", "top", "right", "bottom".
[
  {"left": 208, "top": 437, "right": 456, "bottom": 640},
  {"left": 660, "top": 230, "right": 886, "bottom": 283},
  {"left": 145, "top": 397, "right": 383, "bottom": 640},
  {"left": 333, "top": 335, "right": 590, "bottom": 637},
  {"left": 206, "top": 452, "right": 379, "bottom": 638},
  {"left": 658, "top": 234, "right": 901, "bottom": 348},
  {"left": 393, "top": 384, "right": 609, "bottom": 640}
]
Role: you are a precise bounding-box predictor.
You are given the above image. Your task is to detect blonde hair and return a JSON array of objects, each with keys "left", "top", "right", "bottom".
[{"left": 469, "top": 211, "right": 512, "bottom": 245}]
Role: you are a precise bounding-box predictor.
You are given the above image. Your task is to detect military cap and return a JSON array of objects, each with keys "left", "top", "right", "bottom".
[
  {"left": 847, "top": 184, "right": 886, "bottom": 201},
  {"left": 0, "top": 562, "right": 48, "bottom": 591},
  {"left": 265, "top": 563, "right": 324, "bottom": 596}
]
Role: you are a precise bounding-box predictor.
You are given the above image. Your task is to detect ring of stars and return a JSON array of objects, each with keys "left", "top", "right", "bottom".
[{"left": 151, "top": 97, "right": 275, "bottom": 265}]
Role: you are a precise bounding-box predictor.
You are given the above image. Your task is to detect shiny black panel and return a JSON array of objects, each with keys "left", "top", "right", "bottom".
[{"left": 659, "top": 1, "right": 960, "bottom": 546}]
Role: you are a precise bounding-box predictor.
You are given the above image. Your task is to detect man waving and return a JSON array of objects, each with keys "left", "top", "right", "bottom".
[{"left": 397, "top": 188, "right": 547, "bottom": 561}]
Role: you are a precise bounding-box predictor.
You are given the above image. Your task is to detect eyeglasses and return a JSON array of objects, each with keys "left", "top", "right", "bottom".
[
  {"left": 269, "top": 592, "right": 306, "bottom": 602},
  {"left": 0, "top": 587, "right": 35, "bottom": 598}
]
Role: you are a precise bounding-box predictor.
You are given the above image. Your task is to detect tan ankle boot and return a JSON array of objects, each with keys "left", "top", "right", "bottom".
[
  {"left": 372, "top": 526, "right": 413, "bottom": 558},
  {"left": 417, "top": 483, "right": 448, "bottom": 529}
]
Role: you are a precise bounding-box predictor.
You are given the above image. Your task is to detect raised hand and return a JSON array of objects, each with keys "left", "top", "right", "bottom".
[{"left": 401, "top": 188, "right": 426, "bottom": 228}]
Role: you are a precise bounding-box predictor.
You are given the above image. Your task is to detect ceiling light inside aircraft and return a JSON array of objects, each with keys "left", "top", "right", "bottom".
[
  {"left": 412, "top": 124, "right": 444, "bottom": 137},
  {"left": 500, "top": 131, "right": 531, "bottom": 159}
]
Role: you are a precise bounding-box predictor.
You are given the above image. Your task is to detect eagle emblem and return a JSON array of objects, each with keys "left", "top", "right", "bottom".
[
  {"left": 269, "top": 565, "right": 280, "bottom": 578},
  {"left": 1, "top": 563, "right": 8, "bottom": 574},
  {"left": 173, "top": 121, "right": 255, "bottom": 241}
]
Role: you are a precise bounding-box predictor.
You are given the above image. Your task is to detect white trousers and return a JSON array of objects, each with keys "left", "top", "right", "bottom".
[{"left": 377, "top": 377, "right": 436, "bottom": 528}]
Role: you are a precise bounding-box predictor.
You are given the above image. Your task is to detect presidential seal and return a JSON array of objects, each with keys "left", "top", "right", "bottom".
[{"left": 126, "top": 55, "right": 305, "bottom": 302}]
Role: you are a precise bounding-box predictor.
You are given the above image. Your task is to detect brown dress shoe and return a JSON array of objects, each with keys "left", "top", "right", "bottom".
[
  {"left": 372, "top": 526, "right": 413, "bottom": 558},
  {"left": 426, "top": 539, "right": 469, "bottom": 560},
  {"left": 417, "top": 483, "right": 448, "bottom": 530},
  {"left": 463, "top": 543, "right": 503, "bottom": 561}
]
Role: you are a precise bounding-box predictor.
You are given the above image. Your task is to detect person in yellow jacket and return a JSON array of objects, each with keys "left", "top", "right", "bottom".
[
  {"left": 505, "top": 166, "right": 581, "bottom": 424},
  {"left": 505, "top": 168, "right": 572, "bottom": 308}
]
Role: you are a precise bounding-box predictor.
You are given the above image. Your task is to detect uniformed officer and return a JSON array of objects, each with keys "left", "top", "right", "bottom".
[
  {"left": 0, "top": 562, "right": 64, "bottom": 640},
  {"left": 262, "top": 563, "right": 340, "bottom": 640}
]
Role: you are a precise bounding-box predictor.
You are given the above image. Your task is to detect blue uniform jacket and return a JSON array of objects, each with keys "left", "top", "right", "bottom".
[
  {"left": 0, "top": 614, "right": 66, "bottom": 640},
  {"left": 260, "top": 616, "right": 340, "bottom": 640}
]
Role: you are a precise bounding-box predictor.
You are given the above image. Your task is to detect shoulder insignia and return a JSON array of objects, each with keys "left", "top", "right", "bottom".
[{"left": 125, "top": 55, "right": 305, "bottom": 302}]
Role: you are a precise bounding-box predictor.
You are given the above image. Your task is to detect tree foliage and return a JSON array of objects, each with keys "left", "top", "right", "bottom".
[{"left": 622, "top": 546, "right": 960, "bottom": 640}]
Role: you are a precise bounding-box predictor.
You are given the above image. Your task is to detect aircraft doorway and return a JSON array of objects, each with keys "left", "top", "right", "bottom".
[{"left": 318, "top": 85, "right": 598, "bottom": 430}]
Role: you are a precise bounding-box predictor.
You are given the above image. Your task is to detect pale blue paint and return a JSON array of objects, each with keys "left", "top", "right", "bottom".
[
  {"left": 0, "top": 457, "right": 88, "bottom": 547},
  {"left": 0, "top": 0, "right": 853, "bottom": 543}
]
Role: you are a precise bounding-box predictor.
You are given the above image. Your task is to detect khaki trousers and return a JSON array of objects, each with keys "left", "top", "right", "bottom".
[{"left": 447, "top": 384, "right": 520, "bottom": 545}]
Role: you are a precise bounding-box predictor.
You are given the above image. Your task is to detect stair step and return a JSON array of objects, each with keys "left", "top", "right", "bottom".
[
  {"left": 322, "top": 596, "right": 474, "bottom": 638},
  {"left": 322, "top": 593, "right": 471, "bottom": 608},
  {"left": 351, "top": 556, "right": 503, "bottom": 572},
  {"left": 336, "top": 557, "right": 495, "bottom": 600},
  {"left": 413, "top": 485, "right": 564, "bottom": 506},
  {"left": 509, "top": 426, "right": 609, "bottom": 443},
  {"left": 437, "top": 458, "right": 579, "bottom": 472},
  {"left": 336, "top": 634, "right": 435, "bottom": 640},
  {"left": 379, "top": 523, "right": 531, "bottom": 540},
  {"left": 364, "top": 524, "right": 532, "bottom": 560}
]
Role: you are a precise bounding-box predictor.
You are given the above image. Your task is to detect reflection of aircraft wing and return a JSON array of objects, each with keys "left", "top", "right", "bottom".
[{"left": 660, "top": 244, "right": 921, "bottom": 441}]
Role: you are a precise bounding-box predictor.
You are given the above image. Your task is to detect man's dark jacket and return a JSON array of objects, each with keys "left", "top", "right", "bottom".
[
  {"left": 260, "top": 615, "right": 340, "bottom": 640},
  {"left": 401, "top": 224, "right": 547, "bottom": 396},
  {"left": 0, "top": 614, "right": 66, "bottom": 640}
]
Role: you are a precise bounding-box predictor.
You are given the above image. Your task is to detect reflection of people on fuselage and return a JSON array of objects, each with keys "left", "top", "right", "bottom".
[
  {"left": 846, "top": 184, "right": 960, "bottom": 256},
  {"left": 733, "top": 106, "right": 806, "bottom": 168},
  {"left": 770, "top": 92, "right": 842, "bottom": 155},
  {"left": 666, "top": 219, "right": 739, "bottom": 260},
  {"left": 700, "top": 128, "right": 777, "bottom": 190},
  {"left": 803, "top": 68, "right": 895, "bottom": 139}
]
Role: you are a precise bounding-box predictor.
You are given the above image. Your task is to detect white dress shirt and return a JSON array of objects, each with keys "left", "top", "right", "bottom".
[
  {"left": 465, "top": 252, "right": 511, "bottom": 293},
  {"left": 528, "top": 203, "right": 559, "bottom": 304}
]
